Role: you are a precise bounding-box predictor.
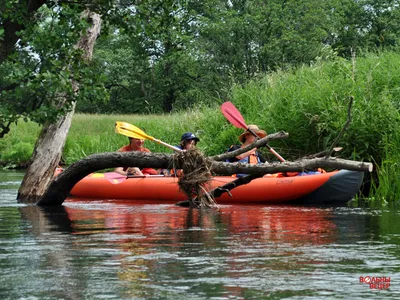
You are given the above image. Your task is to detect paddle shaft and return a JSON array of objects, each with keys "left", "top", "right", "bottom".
[
  {"left": 152, "top": 138, "right": 182, "bottom": 152},
  {"left": 246, "top": 127, "right": 285, "bottom": 162},
  {"left": 224, "top": 107, "right": 285, "bottom": 162}
]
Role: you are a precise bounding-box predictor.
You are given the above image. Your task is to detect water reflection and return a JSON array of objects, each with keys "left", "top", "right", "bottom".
[
  {"left": 16, "top": 201, "right": 351, "bottom": 298},
  {"left": 7, "top": 198, "right": 399, "bottom": 298},
  {"left": 20, "top": 205, "right": 73, "bottom": 234},
  {"left": 3, "top": 169, "right": 400, "bottom": 298},
  {"left": 62, "top": 201, "right": 339, "bottom": 246}
]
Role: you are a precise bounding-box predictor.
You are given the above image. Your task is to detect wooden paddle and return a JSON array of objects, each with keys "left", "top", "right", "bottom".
[
  {"left": 221, "top": 102, "right": 286, "bottom": 162},
  {"left": 115, "top": 121, "right": 182, "bottom": 152}
]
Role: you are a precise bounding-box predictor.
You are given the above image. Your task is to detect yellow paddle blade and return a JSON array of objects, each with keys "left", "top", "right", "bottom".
[
  {"left": 115, "top": 122, "right": 154, "bottom": 141},
  {"left": 115, "top": 121, "right": 182, "bottom": 152}
]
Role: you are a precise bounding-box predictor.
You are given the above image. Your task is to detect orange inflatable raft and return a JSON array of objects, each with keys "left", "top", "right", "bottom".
[{"left": 68, "top": 170, "right": 364, "bottom": 205}]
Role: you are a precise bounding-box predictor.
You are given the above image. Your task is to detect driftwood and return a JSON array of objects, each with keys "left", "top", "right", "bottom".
[
  {"left": 37, "top": 151, "right": 173, "bottom": 206},
  {"left": 325, "top": 96, "right": 353, "bottom": 159},
  {"left": 304, "top": 147, "right": 343, "bottom": 159},
  {"left": 174, "top": 149, "right": 216, "bottom": 208},
  {"left": 176, "top": 174, "right": 259, "bottom": 207}
]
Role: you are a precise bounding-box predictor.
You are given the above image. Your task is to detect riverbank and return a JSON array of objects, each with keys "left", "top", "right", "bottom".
[{"left": 1, "top": 51, "right": 400, "bottom": 203}]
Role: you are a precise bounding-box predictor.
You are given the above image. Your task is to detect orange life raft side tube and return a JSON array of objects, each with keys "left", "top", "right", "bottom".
[{"left": 66, "top": 170, "right": 364, "bottom": 204}]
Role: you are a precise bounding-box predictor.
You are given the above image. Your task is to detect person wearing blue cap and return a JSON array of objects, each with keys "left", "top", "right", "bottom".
[
  {"left": 177, "top": 132, "right": 200, "bottom": 150},
  {"left": 165, "top": 132, "right": 200, "bottom": 177}
]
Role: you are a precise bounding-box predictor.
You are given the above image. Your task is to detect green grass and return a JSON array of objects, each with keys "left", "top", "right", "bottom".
[
  {"left": 0, "top": 122, "right": 41, "bottom": 167},
  {"left": 368, "top": 133, "right": 400, "bottom": 205}
]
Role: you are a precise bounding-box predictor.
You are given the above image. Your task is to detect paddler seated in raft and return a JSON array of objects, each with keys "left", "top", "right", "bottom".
[
  {"left": 177, "top": 132, "right": 200, "bottom": 150},
  {"left": 166, "top": 132, "right": 200, "bottom": 176},
  {"left": 114, "top": 136, "right": 158, "bottom": 177},
  {"left": 226, "top": 124, "right": 268, "bottom": 177}
]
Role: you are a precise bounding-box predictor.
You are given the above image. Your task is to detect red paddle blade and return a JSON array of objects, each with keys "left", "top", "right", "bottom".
[
  {"left": 220, "top": 102, "right": 247, "bottom": 129},
  {"left": 221, "top": 102, "right": 286, "bottom": 162}
]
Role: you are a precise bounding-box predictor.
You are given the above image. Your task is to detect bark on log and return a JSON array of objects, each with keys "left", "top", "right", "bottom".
[
  {"left": 17, "top": 105, "right": 76, "bottom": 204},
  {"left": 37, "top": 152, "right": 173, "bottom": 206},
  {"left": 17, "top": 12, "right": 101, "bottom": 204},
  {"left": 37, "top": 151, "right": 373, "bottom": 206},
  {"left": 210, "top": 132, "right": 289, "bottom": 161},
  {"left": 304, "top": 147, "right": 343, "bottom": 159}
]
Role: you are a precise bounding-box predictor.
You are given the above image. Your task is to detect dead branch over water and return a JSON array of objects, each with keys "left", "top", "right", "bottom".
[{"left": 36, "top": 141, "right": 373, "bottom": 207}]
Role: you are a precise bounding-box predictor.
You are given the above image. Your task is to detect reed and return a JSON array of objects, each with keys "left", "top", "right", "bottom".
[
  {"left": 369, "top": 133, "right": 400, "bottom": 205},
  {"left": 229, "top": 51, "right": 400, "bottom": 166}
]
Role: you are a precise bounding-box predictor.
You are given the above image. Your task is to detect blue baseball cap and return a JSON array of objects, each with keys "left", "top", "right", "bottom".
[{"left": 180, "top": 132, "right": 200, "bottom": 142}]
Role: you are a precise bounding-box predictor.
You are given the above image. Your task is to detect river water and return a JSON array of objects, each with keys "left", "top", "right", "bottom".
[{"left": 0, "top": 170, "right": 399, "bottom": 299}]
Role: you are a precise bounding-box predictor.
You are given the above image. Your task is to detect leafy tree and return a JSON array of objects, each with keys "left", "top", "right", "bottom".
[
  {"left": 196, "top": 0, "right": 334, "bottom": 83},
  {"left": 361, "top": 0, "right": 400, "bottom": 48},
  {"left": 329, "top": 0, "right": 400, "bottom": 56},
  {"left": 81, "top": 0, "right": 228, "bottom": 114},
  {"left": 3, "top": 0, "right": 400, "bottom": 125},
  {"left": 0, "top": 1, "right": 113, "bottom": 138}
]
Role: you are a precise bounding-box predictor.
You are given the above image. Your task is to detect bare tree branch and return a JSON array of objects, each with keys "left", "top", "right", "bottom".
[{"left": 325, "top": 96, "right": 353, "bottom": 159}]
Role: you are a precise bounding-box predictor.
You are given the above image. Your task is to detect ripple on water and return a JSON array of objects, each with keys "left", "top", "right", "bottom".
[{"left": 1, "top": 173, "right": 400, "bottom": 299}]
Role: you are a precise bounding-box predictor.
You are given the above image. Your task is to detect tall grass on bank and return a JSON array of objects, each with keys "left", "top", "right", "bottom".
[
  {"left": 64, "top": 112, "right": 221, "bottom": 165},
  {"left": 370, "top": 133, "right": 400, "bottom": 205},
  {"left": 0, "top": 122, "right": 40, "bottom": 167},
  {"left": 229, "top": 51, "right": 400, "bottom": 166},
  {"left": 0, "top": 107, "right": 230, "bottom": 167},
  {"left": 1, "top": 51, "right": 400, "bottom": 203}
]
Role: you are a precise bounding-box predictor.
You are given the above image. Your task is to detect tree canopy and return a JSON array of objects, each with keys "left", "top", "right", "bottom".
[{"left": 2, "top": 0, "right": 400, "bottom": 138}]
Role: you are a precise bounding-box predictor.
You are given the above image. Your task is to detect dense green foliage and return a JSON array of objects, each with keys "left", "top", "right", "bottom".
[
  {"left": 3, "top": 0, "right": 400, "bottom": 139},
  {"left": 2, "top": 51, "right": 400, "bottom": 203},
  {"left": 0, "top": 1, "right": 116, "bottom": 137},
  {"left": 230, "top": 52, "right": 400, "bottom": 165},
  {"left": 79, "top": 0, "right": 400, "bottom": 114},
  {"left": 78, "top": 0, "right": 400, "bottom": 114}
]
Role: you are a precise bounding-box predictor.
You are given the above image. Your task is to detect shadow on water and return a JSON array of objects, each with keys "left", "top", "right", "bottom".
[
  {"left": 19, "top": 205, "right": 73, "bottom": 234},
  {"left": 17, "top": 206, "right": 81, "bottom": 299}
]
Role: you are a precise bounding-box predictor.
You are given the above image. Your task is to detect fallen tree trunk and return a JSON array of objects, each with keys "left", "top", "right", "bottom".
[
  {"left": 36, "top": 131, "right": 287, "bottom": 205},
  {"left": 210, "top": 132, "right": 289, "bottom": 161},
  {"left": 37, "top": 151, "right": 172, "bottom": 206},
  {"left": 37, "top": 150, "right": 373, "bottom": 206}
]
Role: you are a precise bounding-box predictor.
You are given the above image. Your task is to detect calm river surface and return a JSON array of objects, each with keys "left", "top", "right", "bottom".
[{"left": 1, "top": 170, "right": 399, "bottom": 299}]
